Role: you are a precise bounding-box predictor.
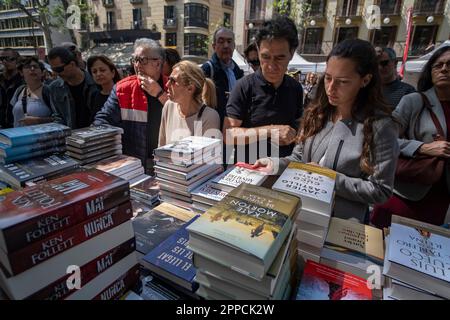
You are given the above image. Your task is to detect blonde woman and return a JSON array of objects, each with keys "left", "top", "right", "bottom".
[{"left": 158, "top": 60, "right": 220, "bottom": 146}]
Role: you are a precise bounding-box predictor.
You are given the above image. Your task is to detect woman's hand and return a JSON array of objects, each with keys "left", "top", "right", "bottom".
[
  {"left": 418, "top": 141, "right": 450, "bottom": 158},
  {"left": 251, "top": 158, "right": 275, "bottom": 175}
]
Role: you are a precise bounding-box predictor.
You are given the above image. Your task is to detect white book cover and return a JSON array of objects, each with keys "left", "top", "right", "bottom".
[
  {"left": 212, "top": 164, "right": 268, "bottom": 189},
  {"left": 191, "top": 182, "right": 229, "bottom": 202},
  {"left": 272, "top": 162, "right": 336, "bottom": 214},
  {"left": 388, "top": 223, "right": 450, "bottom": 283},
  {"left": 156, "top": 136, "right": 221, "bottom": 155}
]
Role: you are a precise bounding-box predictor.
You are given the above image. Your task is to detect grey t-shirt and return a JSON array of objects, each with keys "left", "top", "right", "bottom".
[{"left": 12, "top": 89, "right": 51, "bottom": 127}]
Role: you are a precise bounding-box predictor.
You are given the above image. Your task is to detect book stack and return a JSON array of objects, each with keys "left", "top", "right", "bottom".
[
  {"left": 190, "top": 182, "right": 229, "bottom": 213},
  {"left": 153, "top": 136, "right": 223, "bottom": 211},
  {"left": 295, "top": 260, "right": 373, "bottom": 300},
  {"left": 209, "top": 163, "right": 268, "bottom": 193},
  {"left": 320, "top": 218, "right": 384, "bottom": 281},
  {"left": 65, "top": 125, "right": 123, "bottom": 165},
  {"left": 89, "top": 154, "right": 145, "bottom": 184},
  {"left": 382, "top": 215, "right": 449, "bottom": 300},
  {"left": 0, "top": 123, "right": 71, "bottom": 164},
  {"left": 272, "top": 162, "right": 336, "bottom": 263},
  {"left": 130, "top": 176, "right": 160, "bottom": 208},
  {"left": 0, "top": 169, "right": 139, "bottom": 300},
  {"left": 0, "top": 154, "right": 79, "bottom": 189},
  {"left": 187, "top": 183, "right": 301, "bottom": 300}
]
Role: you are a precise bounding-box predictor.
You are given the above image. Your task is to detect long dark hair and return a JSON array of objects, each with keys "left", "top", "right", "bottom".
[
  {"left": 417, "top": 45, "right": 450, "bottom": 92},
  {"left": 87, "top": 55, "right": 121, "bottom": 83},
  {"left": 299, "top": 39, "right": 392, "bottom": 175}
]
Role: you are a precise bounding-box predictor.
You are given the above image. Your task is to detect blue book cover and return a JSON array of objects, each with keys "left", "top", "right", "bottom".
[
  {"left": 0, "top": 139, "right": 66, "bottom": 158},
  {"left": 0, "top": 123, "right": 70, "bottom": 147},
  {"left": 1, "top": 145, "right": 67, "bottom": 164},
  {"left": 142, "top": 215, "right": 199, "bottom": 291}
]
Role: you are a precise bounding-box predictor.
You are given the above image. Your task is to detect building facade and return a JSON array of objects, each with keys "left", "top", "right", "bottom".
[
  {"left": 234, "top": 0, "right": 450, "bottom": 61},
  {"left": 89, "top": 0, "right": 234, "bottom": 61}
]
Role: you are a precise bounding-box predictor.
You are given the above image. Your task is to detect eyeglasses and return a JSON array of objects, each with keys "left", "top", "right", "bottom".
[
  {"left": 379, "top": 60, "right": 390, "bottom": 67},
  {"left": 51, "top": 62, "right": 69, "bottom": 73},
  {"left": 248, "top": 59, "right": 260, "bottom": 66},
  {"left": 23, "top": 64, "right": 41, "bottom": 70},
  {"left": 130, "top": 56, "right": 160, "bottom": 65},
  {"left": 431, "top": 61, "right": 450, "bottom": 71},
  {"left": 0, "top": 56, "right": 16, "bottom": 62}
]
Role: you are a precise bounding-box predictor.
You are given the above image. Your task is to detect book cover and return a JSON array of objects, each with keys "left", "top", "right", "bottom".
[
  {"left": 68, "top": 125, "right": 123, "bottom": 143},
  {"left": 191, "top": 182, "right": 228, "bottom": 203},
  {"left": 295, "top": 260, "right": 372, "bottom": 300},
  {"left": 0, "top": 154, "right": 79, "bottom": 188},
  {"left": 1, "top": 145, "right": 67, "bottom": 164},
  {"left": 154, "top": 136, "right": 221, "bottom": 161},
  {"left": 0, "top": 168, "right": 129, "bottom": 254},
  {"left": 66, "top": 135, "right": 121, "bottom": 149},
  {"left": 133, "top": 202, "right": 197, "bottom": 255},
  {"left": 66, "top": 144, "right": 122, "bottom": 160},
  {"left": 187, "top": 183, "right": 299, "bottom": 265},
  {"left": 324, "top": 217, "right": 384, "bottom": 264},
  {"left": 272, "top": 162, "right": 336, "bottom": 214},
  {"left": 2, "top": 201, "right": 133, "bottom": 276},
  {"left": 142, "top": 215, "right": 200, "bottom": 291},
  {"left": 388, "top": 222, "right": 450, "bottom": 283},
  {"left": 26, "top": 238, "right": 135, "bottom": 300},
  {"left": 130, "top": 176, "right": 159, "bottom": 198},
  {"left": 90, "top": 154, "right": 142, "bottom": 175},
  {"left": 0, "top": 139, "right": 66, "bottom": 158},
  {"left": 93, "top": 264, "right": 140, "bottom": 300},
  {"left": 211, "top": 165, "right": 268, "bottom": 190},
  {"left": 0, "top": 123, "right": 71, "bottom": 147}
]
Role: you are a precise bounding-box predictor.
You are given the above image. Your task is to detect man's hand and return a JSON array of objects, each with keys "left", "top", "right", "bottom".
[
  {"left": 271, "top": 125, "right": 297, "bottom": 146},
  {"left": 138, "top": 74, "right": 163, "bottom": 97},
  {"left": 418, "top": 141, "right": 450, "bottom": 158}
]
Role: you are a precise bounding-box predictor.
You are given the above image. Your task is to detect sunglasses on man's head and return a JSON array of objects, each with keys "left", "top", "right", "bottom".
[
  {"left": 379, "top": 60, "right": 391, "bottom": 67},
  {"left": 0, "top": 56, "right": 16, "bottom": 62}
]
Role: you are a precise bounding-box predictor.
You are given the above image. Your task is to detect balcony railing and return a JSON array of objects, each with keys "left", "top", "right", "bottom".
[
  {"left": 337, "top": 0, "right": 360, "bottom": 16},
  {"left": 102, "top": 0, "right": 114, "bottom": 8},
  {"left": 379, "top": 0, "right": 402, "bottom": 15},
  {"left": 222, "top": 0, "right": 234, "bottom": 7},
  {"left": 301, "top": 43, "right": 322, "bottom": 54},
  {"left": 130, "top": 0, "right": 143, "bottom": 4},
  {"left": 163, "top": 17, "right": 177, "bottom": 28},
  {"left": 413, "top": 0, "right": 445, "bottom": 15},
  {"left": 184, "top": 17, "right": 208, "bottom": 29},
  {"left": 306, "top": 0, "right": 327, "bottom": 17},
  {"left": 131, "top": 21, "right": 142, "bottom": 29}
]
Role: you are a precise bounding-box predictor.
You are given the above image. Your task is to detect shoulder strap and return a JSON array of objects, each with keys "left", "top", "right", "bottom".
[
  {"left": 21, "top": 86, "right": 28, "bottom": 115},
  {"left": 206, "top": 61, "right": 214, "bottom": 79},
  {"left": 419, "top": 92, "right": 445, "bottom": 138},
  {"left": 197, "top": 104, "right": 206, "bottom": 120}
]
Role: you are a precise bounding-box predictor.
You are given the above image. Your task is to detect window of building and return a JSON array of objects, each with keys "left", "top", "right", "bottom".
[
  {"left": 339, "top": 0, "right": 358, "bottom": 16},
  {"left": 307, "top": 0, "right": 327, "bottom": 17},
  {"left": 106, "top": 11, "right": 115, "bottom": 30},
  {"left": 165, "top": 5, "right": 176, "bottom": 19},
  {"left": 133, "top": 8, "right": 142, "bottom": 29},
  {"left": 414, "top": 0, "right": 445, "bottom": 14},
  {"left": 184, "top": 3, "right": 209, "bottom": 29},
  {"left": 334, "top": 27, "right": 359, "bottom": 45},
  {"left": 224, "top": 12, "right": 231, "bottom": 28},
  {"left": 371, "top": 26, "right": 397, "bottom": 48},
  {"left": 248, "top": 0, "right": 265, "bottom": 20},
  {"left": 379, "top": 0, "right": 401, "bottom": 15},
  {"left": 410, "top": 25, "right": 438, "bottom": 56},
  {"left": 301, "top": 28, "right": 324, "bottom": 54},
  {"left": 184, "top": 33, "right": 208, "bottom": 57},
  {"left": 166, "top": 32, "right": 177, "bottom": 47}
]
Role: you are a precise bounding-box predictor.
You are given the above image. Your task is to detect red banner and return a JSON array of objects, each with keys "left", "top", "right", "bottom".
[{"left": 400, "top": 7, "right": 413, "bottom": 78}]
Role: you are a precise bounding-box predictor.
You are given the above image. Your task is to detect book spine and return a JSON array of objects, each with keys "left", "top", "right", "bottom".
[
  {"left": 93, "top": 264, "right": 140, "bottom": 300},
  {"left": 3, "top": 146, "right": 67, "bottom": 164},
  {"left": 7, "top": 201, "right": 133, "bottom": 275},
  {"left": 3, "top": 182, "right": 130, "bottom": 253},
  {"left": 15, "top": 130, "right": 70, "bottom": 147},
  {"left": 26, "top": 238, "right": 136, "bottom": 300}
]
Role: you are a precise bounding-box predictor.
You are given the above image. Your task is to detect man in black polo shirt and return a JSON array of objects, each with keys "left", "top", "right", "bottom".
[{"left": 223, "top": 16, "right": 303, "bottom": 164}]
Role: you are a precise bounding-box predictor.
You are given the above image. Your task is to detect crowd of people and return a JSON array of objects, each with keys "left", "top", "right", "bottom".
[{"left": 0, "top": 15, "right": 449, "bottom": 228}]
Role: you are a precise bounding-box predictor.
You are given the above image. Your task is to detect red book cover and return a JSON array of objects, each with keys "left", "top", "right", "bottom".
[
  {"left": 26, "top": 238, "right": 136, "bottom": 300},
  {"left": 295, "top": 260, "right": 373, "bottom": 300},
  {"left": 0, "top": 168, "right": 129, "bottom": 253},
  {"left": 2, "top": 201, "right": 133, "bottom": 276},
  {"left": 93, "top": 264, "right": 140, "bottom": 300}
]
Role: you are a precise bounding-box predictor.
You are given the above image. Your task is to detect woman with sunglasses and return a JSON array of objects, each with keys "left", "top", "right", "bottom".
[
  {"left": 158, "top": 60, "right": 219, "bottom": 146},
  {"left": 252, "top": 39, "right": 399, "bottom": 223},
  {"left": 371, "top": 45, "right": 450, "bottom": 228},
  {"left": 10, "top": 56, "right": 52, "bottom": 127}
]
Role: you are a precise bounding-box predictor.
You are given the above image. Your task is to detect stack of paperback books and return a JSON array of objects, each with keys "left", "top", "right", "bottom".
[
  {"left": 272, "top": 162, "right": 336, "bottom": 263},
  {"left": 0, "top": 123, "right": 70, "bottom": 164},
  {"left": 209, "top": 163, "right": 268, "bottom": 193},
  {"left": 65, "top": 125, "right": 123, "bottom": 165},
  {"left": 153, "top": 136, "right": 223, "bottom": 211},
  {"left": 187, "top": 183, "right": 301, "bottom": 299},
  {"left": 0, "top": 169, "right": 139, "bottom": 300},
  {"left": 89, "top": 154, "right": 145, "bottom": 184},
  {"left": 0, "top": 154, "right": 79, "bottom": 189},
  {"left": 190, "top": 181, "right": 229, "bottom": 213},
  {"left": 130, "top": 176, "right": 160, "bottom": 208},
  {"left": 382, "top": 215, "right": 449, "bottom": 300}
]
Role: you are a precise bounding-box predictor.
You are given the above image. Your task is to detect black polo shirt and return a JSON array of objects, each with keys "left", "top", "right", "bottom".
[{"left": 226, "top": 69, "right": 303, "bottom": 164}]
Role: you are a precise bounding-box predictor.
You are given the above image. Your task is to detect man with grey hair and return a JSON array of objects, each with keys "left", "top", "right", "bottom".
[
  {"left": 201, "top": 27, "right": 243, "bottom": 129},
  {"left": 378, "top": 47, "right": 415, "bottom": 108},
  {"left": 94, "top": 38, "right": 169, "bottom": 173}
]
